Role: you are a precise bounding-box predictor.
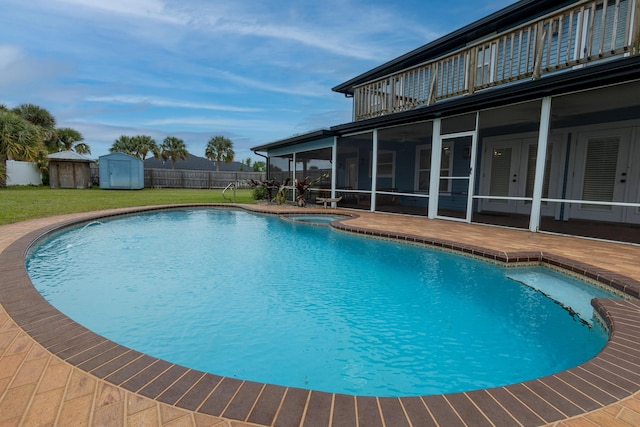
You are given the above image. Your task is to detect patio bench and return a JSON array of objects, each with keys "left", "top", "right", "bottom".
[{"left": 316, "top": 197, "right": 342, "bottom": 208}]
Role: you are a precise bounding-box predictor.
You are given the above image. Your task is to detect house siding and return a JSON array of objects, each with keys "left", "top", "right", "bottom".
[{"left": 252, "top": 0, "right": 640, "bottom": 243}]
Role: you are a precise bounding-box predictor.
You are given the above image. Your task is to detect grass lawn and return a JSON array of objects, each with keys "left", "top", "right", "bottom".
[{"left": 0, "top": 186, "right": 257, "bottom": 225}]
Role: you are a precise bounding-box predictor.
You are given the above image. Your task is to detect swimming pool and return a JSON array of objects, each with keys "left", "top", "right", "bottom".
[{"left": 26, "top": 208, "right": 617, "bottom": 397}]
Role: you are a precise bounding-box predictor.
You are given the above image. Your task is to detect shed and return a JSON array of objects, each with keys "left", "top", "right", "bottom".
[
  {"left": 48, "top": 151, "right": 94, "bottom": 189},
  {"left": 99, "top": 152, "right": 144, "bottom": 190}
]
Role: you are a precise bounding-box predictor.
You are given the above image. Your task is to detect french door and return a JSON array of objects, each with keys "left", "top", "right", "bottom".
[
  {"left": 480, "top": 136, "right": 562, "bottom": 217},
  {"left": 569, "top": 128, "right": 639, "bottom": 223}
]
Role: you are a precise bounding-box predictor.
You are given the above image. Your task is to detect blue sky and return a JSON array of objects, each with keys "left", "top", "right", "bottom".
[{"left": 1, "top": 0, "right": 515, "bottom": 161}]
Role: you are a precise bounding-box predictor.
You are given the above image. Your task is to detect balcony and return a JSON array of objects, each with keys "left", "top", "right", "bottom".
[{"left": 353, "top": 0, "right": 639, "bottom": 121}]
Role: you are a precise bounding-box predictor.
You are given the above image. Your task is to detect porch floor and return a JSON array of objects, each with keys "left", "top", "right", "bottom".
[
  {"left": 367, "top": 203, "right": 640, "bottom": 245},
  {"left": 2, "top": 205, "right": 640, "bottom": 426}
]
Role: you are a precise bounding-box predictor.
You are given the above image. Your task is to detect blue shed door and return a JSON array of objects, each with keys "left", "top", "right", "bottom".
[{"left": 109, "top": 160, "right": 131, "bottom": 188}]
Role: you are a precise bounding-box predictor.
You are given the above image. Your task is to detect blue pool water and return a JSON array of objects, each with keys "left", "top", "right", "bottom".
[{"left": 26, "top": 209, "right": 617, "bottom": 397}]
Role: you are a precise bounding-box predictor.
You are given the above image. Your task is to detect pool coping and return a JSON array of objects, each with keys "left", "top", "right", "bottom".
[{"left": 2, "top": 204, "right": 640, "bottom": 427}]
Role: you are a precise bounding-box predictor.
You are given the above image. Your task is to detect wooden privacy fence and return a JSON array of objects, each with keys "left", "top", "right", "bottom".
[{"left": 144, "top": 169, "right": 266, "bottom": 189}]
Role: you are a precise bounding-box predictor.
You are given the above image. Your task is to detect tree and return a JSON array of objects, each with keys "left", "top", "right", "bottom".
[
  {"left": 55, "top": 127, "right": 86, "bottom": 153},
  {"left": 110, "top": 135, "right": 134, "bottom": 156},
  {"left": 110, "top": 135, "right": 159, "bottom": 160},
  {"left": 205, "top": 136, "right": 235, "bottom": 172},
  {"left": 253, "top": 161, "right": 266, "bottom": 172},
  {"left": 0, "top": 111, "right": 44, "bottom": 186},
  {"left": 73, "top": 143, "right": 91, "bottom": 155},
  {"left": 11, "top": 104, "right": 57, "bottom": 149},
  {"left": 130, "top": 135, "right": 158, "bottom": 160},
  {"left": 11, "top": 104, "right": 56, "bottom": 129},
  {"left": 159, "top": 136, "right": 188, "bottom": 169},
  {"left": 239, "top": 157, "right": 252, "bottom": 172}
]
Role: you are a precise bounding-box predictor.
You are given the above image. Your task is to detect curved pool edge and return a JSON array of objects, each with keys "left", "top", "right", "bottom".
[{"left": 2, "top": 204, "right": 640, "bottom": 426}]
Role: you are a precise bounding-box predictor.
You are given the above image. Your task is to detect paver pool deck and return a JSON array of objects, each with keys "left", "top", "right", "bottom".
[{"left": 2, "top": 204, "right": 640, "bottom": 426}]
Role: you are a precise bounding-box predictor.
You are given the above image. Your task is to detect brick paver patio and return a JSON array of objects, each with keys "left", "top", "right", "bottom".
[{"left": 2, "top": 204, "right": 640, "bottom": 426}]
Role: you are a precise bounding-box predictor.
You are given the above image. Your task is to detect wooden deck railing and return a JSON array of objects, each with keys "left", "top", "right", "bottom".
[{"left": 353, "top": 0, "right": 639, "bottom": 120}]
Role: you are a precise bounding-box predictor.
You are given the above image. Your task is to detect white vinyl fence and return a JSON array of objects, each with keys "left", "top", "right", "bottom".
[{"left": 6, "top": 160, "right": 42, "bottom": 186}]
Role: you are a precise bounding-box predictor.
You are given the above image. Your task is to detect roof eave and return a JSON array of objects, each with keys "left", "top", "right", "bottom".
[
  {"left": 331, "top": 56, "right": 640, "bottom": 133},
  {"left": 332, "top": 0, "right": 576, "bottom": 95},
  {"left": 251, "top": 129, "right": 336, "bottom": 153}
]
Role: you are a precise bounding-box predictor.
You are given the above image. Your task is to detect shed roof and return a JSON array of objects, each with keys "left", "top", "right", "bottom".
[
  {"left": 99, "top": 152, "right": 142, "bottom": 162},
  {"left": 48, "top": 151, "right": 94, "bottom": 162}
]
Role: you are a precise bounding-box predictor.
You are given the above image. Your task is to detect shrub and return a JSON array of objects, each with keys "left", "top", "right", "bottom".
[{"left": 253, "top": 185, "right": 268, "bottom": 200}]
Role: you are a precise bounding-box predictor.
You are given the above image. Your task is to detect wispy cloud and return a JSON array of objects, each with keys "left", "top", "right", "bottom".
[
  {"left": 85, "top": 95, "right": 263, "bottom": 113},
  {"left": 145, "top": 117, "right": 275, "bottom": 129},
  {"left": 2, "top": 0, "right": 519, "bottom": 159},
  {"left": 0, "top": 45, "right": 23, "bottom": 69},
  {"left": 0, "top": 45, "right": 69, "bottom": 94},
  {"left": 47, "top": 0, "right": 430, "bottom": 61},
  {"left": 209, "top": 20, "right": 380, "bottom": 61},
  {"left": 53, "top": 0, "right": 188, "bottom": 24},
  {"left": 205, "top": 69, "right": 330, "bottom": 98}
]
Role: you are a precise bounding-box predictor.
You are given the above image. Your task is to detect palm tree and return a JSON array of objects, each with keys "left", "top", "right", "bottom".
[
  {"left": 11, "top": 104, "right": 56, "bottom": 129},
  {"left": 160, "top": 136, "right": 188, "bottom": 169},
  {"left": 73, "top": 143, "right": 91, "bottom": 155},
  {"left": 110, "top": 135, "right": 159, "bottom": 160},
  {"left": 110, "top": 135, "right": 135, "bottom": 156},
  {"left": 11, "top": 104, "right": 57, "bottom": 149},
  {"left": 130, "top": 135, "right": 158, "bottom": 160},
  {"left": 55, "top": 127, "right": 85, "bottom": 152},
  {"left": 0, "top": 111, "right": 43, "bottom": 186},
  {"left": 205, "top": 136, "right": 235, "bottom": 172}
]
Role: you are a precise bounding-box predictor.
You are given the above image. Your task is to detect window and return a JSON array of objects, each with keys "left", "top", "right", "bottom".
[
  {"left": 369, "top": 150, "right": 396, "bottom": 184},
  {"left": 581, "top": 136, "right": 620, "bottom": 210},
  {"left": 377, "top": 151, "right": 395, "bottom": 178}
]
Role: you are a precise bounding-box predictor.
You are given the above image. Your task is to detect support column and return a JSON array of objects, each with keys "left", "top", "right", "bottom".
[
  {"left": 371, "top": 129, "right": 378, "bottom": 212},
  {"left": 465, "top": 112, "right": 480, "bottom": 222},
  {"left": 292, "top": 152, "right": 297, "bottom": 203},
  {"left": 530, "top": 96, "right": 552, "bottom": 232},
  {"left": 428, "top": 119, "right": 442, "bottom": 218},
  {"left": 331, "top": 137, "right": 337, "bottom": 200},
  {"left": 632, "top": 0, "right": 640, "bottom": 54}
]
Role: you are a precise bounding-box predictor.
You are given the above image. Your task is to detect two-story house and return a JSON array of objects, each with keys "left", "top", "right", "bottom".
[{"left": 252, "top": 0, "right": 640, "bottom": 244}]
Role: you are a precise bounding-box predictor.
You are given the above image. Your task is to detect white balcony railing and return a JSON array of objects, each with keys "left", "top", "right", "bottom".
[{"left": 353, "top": 0, "right": 639, "bottom": 121}]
